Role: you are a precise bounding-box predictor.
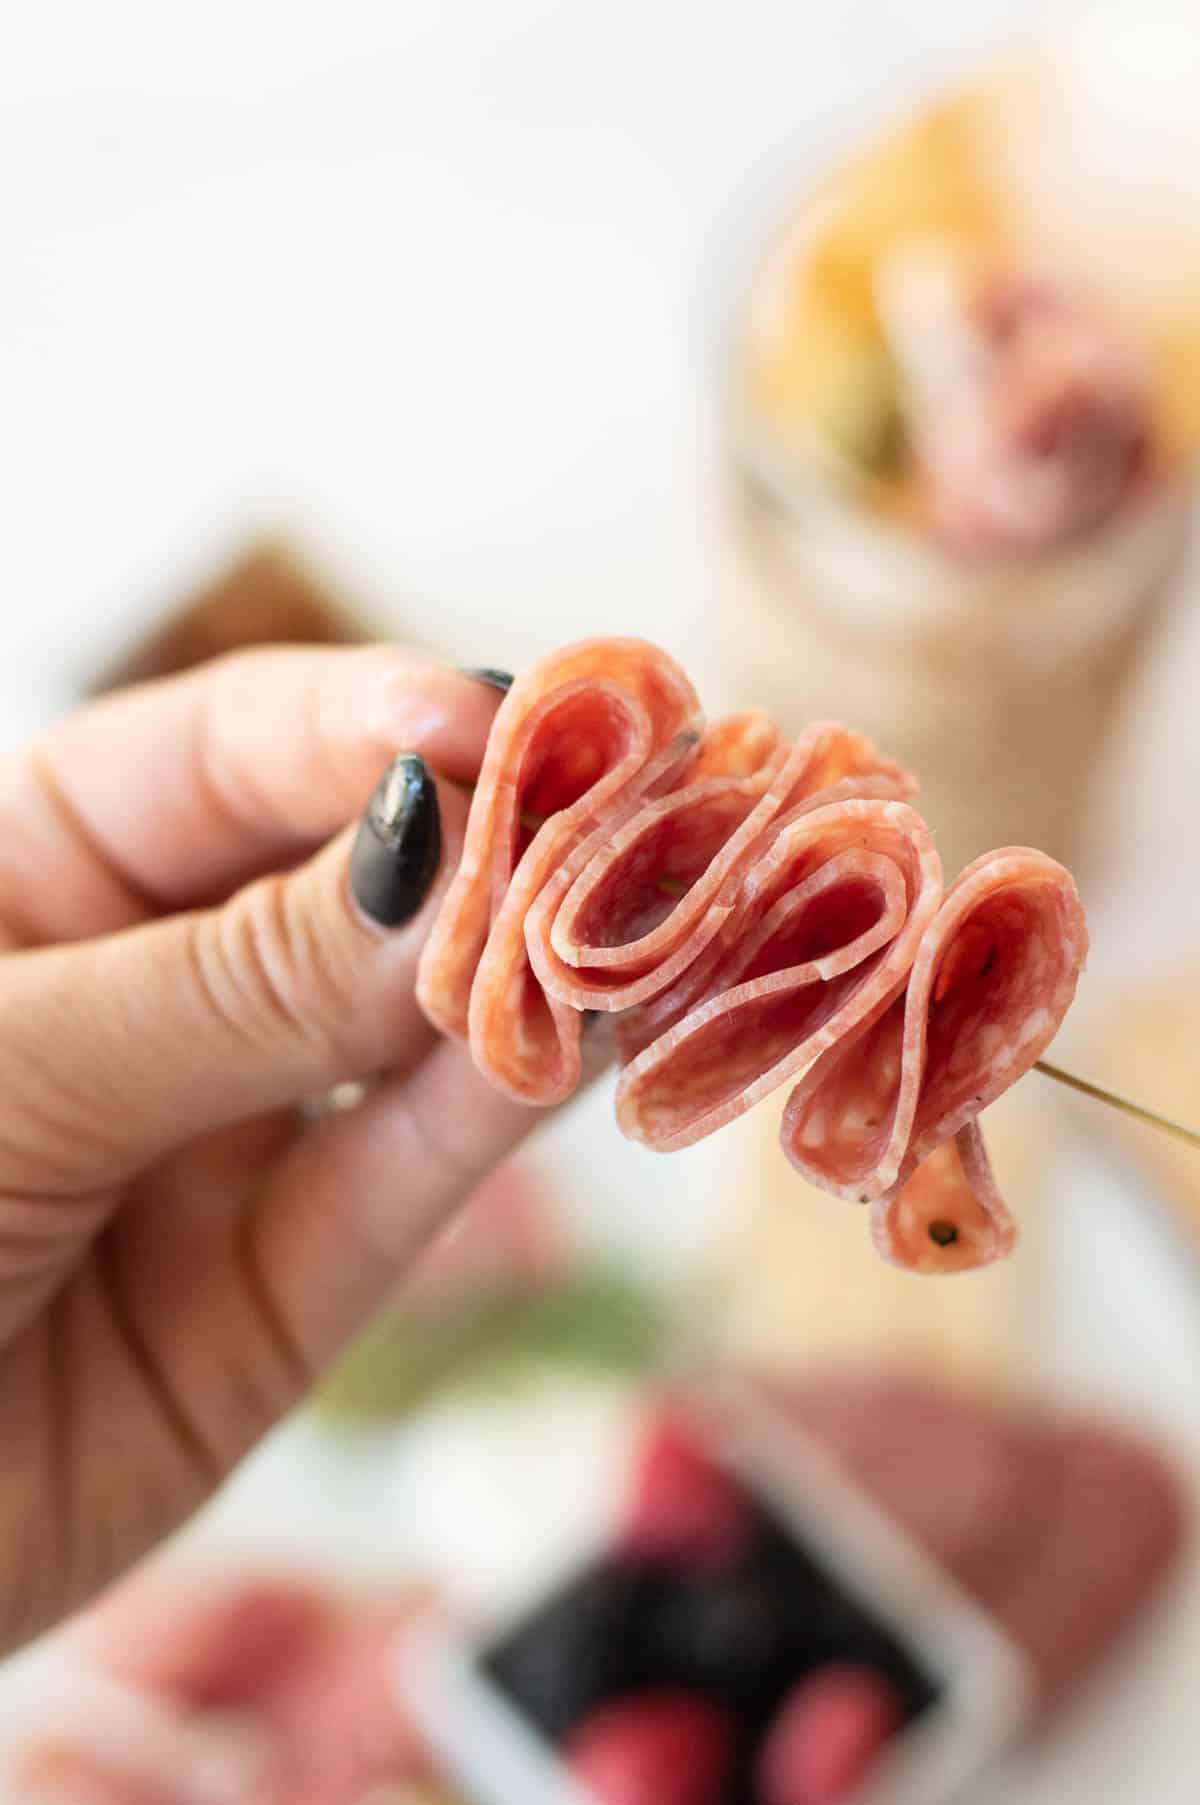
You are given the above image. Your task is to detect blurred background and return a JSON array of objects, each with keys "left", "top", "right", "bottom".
[{"left": 6, "top": 1, "right": 1200, "bottom": 1800}]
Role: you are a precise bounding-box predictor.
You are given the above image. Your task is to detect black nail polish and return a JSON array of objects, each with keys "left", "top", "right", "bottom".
[
  {"left": 460, "top": 667, "right": 514, "bottom": 693},
  {"left": 350, "top": 755, "right": 441, "bottom": 927}
]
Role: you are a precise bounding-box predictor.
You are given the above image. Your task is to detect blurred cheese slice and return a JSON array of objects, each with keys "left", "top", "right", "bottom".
[
  {"left": 1090, "top": 967, "right": 1200, "bottom": 1235},
  {"left": 740, "top": 88, "right": 1004, "bottom": 497}
]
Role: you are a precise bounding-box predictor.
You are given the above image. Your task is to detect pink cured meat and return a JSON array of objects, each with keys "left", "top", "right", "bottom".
[
  {"left": 418, "top": 638, "right": 1088, "bottom": 1273},
  {"left": 611, "top": 763, "right": 918, "bottom": 1067},
  {"left": 527, "top": 718, "right": 910, "bottom": 1017},
  {"left": 416, "top": 639, "right": 703, "bottom": 1103},
  {"left": 614, "top": 799, "right": 942, "bottom": 1152},
  {"left": 888, "top": 269, "right": 1151, "bottom": 550},
  {"left": 766, "top": 1373, "right": 1185, "bottom": 1714},
  {"left": 871, "top": 1123, "right": 1016, "bottom": 1274},
  {"left": 782, "top": 848, "right": 1087, "bottom": 1270}
]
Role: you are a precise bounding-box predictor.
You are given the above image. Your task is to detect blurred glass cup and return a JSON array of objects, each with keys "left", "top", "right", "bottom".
[{"left": 714, "top": 49, "right": 1200, "bottom": 879}]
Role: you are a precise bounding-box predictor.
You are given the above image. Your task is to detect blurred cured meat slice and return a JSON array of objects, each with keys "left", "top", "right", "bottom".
[
  {"left": 880, "top": 254, "right": 1152, "bottom": 550},
  {"left": 776, "top": 1372, "right": 1187, "bottom": 1717}
]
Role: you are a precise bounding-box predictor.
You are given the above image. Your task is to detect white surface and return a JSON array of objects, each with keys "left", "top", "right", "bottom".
[{"left": 4, "top": 3, "right": 1200, "bottom": 1801}]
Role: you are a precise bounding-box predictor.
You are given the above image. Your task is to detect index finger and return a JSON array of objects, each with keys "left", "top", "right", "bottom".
[{"left": 0, "top": 646, "right": 503, "bottom": 944}]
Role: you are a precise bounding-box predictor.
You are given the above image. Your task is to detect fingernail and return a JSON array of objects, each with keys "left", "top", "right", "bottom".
[
  {"left": 350, "top": 755, "right": 442, "bottom": 928},
  {"left": 459, "top": 667, "right": 513, "bottom": 693}
]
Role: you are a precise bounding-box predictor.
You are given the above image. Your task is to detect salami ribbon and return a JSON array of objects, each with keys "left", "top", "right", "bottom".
[{"left": 417, "top": 639, "right": 1087, "bottom": 1272}]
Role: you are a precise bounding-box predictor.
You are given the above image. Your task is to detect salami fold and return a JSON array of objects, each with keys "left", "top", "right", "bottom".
[
  {"left": 417, "top": 639, "right": 703, "bottom": 1102},
  {"left": 782, "top": 848, "right": 1087, "bottom": 1267},
  {"left": 417, "top": 639, "right": 1088, "bottom": 1272},
  {"left": 529, "top": 718, "right": 911, "bottom": 1018},
  {"left": 614, "top": 799, "right": 941, "bottom": 1151}
]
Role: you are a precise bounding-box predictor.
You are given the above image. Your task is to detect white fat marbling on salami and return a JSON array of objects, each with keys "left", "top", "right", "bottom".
[{"left": 418, "top": 638, "right": 1086, "bottom": 1272}]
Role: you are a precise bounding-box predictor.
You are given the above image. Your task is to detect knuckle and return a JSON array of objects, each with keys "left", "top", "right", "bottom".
[
  {"left": 190, "top": 870, "right": 362, "bottom": 1072},
  {"left": 392, "top": 1090, "right": 484, "bottom": 1200},
  {"left": 0, "top": 964, "right": 131, "bottom": 1195}
]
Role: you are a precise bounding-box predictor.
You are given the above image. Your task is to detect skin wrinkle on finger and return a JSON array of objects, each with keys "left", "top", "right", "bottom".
[
  {"left": 96, "top": 1208, "right": 313, "bottom": 1490},
  {"left": 0, "top": 994, "right": 134, "bottom": 1197},
  {"left": 92, "top": 1230, "right": 227, "bottom": 1490},
  {"left": 233, "top": 1192, "right": 315, "bottom": 1401},
  {"left": 27, "top": 1278, "right": 266, "bottom": 1648},
  {"left": 247, "top": 1037, "right": 541, "bottom": 1376},
  {"left": 0, "top": 645, "right": 539, "bottom": 1648},
  {"left": 0, "top": 1299, "right": 78, "bottom": 1652},
  {"left": 0, "top": 1264, "right": 246, "bottom": 1650},
  {"left": 0, "top": 646, "right": 503, "bottom": 950},
  {"left": 0, "top": 787, "right": 472, "bottom": 1632},
  {"left": 102, "top": 1118, "right": 314, "bottom": 1477},
  {"left": 0, "top": 1191, "right": 113, "bottom": 1355},
  {"left": 0, "top": 1051, "right": 548, "bottom": 1643},
  {"left": 0, "top": 786, "right": 532, "bottom": 1646},
  {"left": 99, "top": 648, "right": 496, "bottom": 896},
  {"left": 183, "top": 821, "right": 447, "bottom": 1101},
  {"left": 0, "top": 791, "right": 465, "bottom": 1198},
  {"left": 194, "top": 870, "right": 352, "bottom": 1074},
  {"left": 44, "top": 1289, "right": 77, "bottom": 1644}
]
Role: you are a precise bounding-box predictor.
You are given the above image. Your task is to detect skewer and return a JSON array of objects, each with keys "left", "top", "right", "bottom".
[{"left": 1035, "top": 1059, "right": 1200, "bottom": 1151}]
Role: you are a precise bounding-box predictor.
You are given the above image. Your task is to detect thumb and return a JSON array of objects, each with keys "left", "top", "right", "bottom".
[{"left": 0, "top": 755, "right": 462, "bottom": 1193}]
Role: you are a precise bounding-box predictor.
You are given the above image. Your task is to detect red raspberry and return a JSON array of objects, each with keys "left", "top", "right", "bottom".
[
  {"left": 757, "top": 1664, "right": 904, "bottom": 1805},
  {"left": 565, "top": 1691, "right": 734, "bottom": 1805},
  {"left": 621, "top": 1411, "right": 751, "bottom": 1568}
]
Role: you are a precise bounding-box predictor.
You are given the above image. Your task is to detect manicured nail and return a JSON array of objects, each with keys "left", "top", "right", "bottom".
[
  {"left": 350, "top": 755, "right": 441, "bottom": 928},
  {"left": 459, "top": 667, "right": 513, "bottom": 693}
]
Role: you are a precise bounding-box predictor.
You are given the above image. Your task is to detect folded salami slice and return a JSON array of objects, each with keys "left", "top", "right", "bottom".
[
  {"left": 614, "top": 799, "right": 942, "bottom": 1151},
  {"left": 417, "top": 639, "right": 704, "bottom": 1102},
  {"left": 782, "top": 848, "right": 1087, "bottom": 1269},
  {"left": 528, "top": 717, "right": 909, "bottom": 1017},
  {"left": 417, "top": 638, "right": 1087, "bottom": 1274},
  {"left": 870, "top": 1123, "right": 1017, "bottom": 1274},
  {"left": 610, "top": 759, "right": 918, "bottom": 1066}
]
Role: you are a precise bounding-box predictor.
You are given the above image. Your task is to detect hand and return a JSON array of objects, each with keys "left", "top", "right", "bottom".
[
  {"left": 13, "top": 1564, "right": 443, "bottom": 1804},
  {"left": 0, "top": 646, "right": 536, "bottom": 1653}
]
